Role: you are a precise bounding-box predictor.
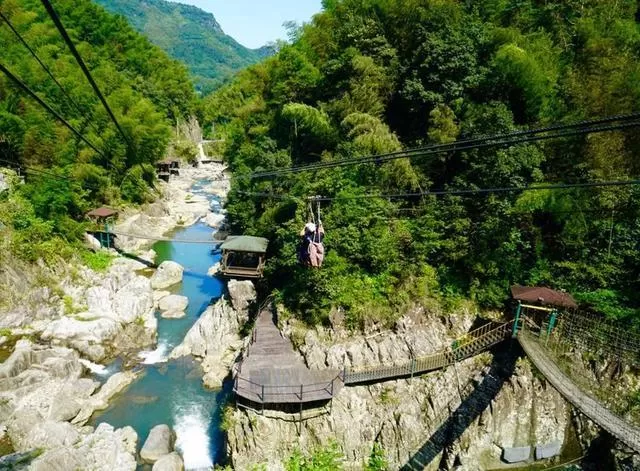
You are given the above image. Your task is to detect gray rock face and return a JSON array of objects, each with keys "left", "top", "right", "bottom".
[
  {"left": 141, "top": 424, "right": 173, "bottom": 463},
  {"left": 169, "top": 298, "right": 245, "bottom": 388},
  {"left": 227, "top": 311, "right": 570, "bottom": 470},
  {"left": 0, "top": 341, "right": 137, "bottom": 470},
  {"left": 227, "top": 280, "right": 256, "bottom": 321},
  {"left": 30, "top": 423, "right": 137, "bottom": 471},
  {"left": 150, "top": 261, "right": 184, "bottom": 289},
  {"left": 152, "top": 452, "right": 184, "bottom": 471},
  {"left": 159, "top": 295, "right": 189, "bottom": 313},
  {"left": 39, "top": 258, "right": 157, "bottom": 361}
]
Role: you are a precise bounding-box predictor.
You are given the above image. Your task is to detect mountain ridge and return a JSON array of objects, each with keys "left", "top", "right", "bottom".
[{"left": 94, "top": 0, "right": 269, "bottom": 92}]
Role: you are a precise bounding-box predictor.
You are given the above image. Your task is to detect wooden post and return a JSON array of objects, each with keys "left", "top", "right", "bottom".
[{"left": 299, "top": 384, "right": 303, "bottom": 431}]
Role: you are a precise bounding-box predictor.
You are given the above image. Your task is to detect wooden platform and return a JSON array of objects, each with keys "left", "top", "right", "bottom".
[{"left": 234, "top": 310, "right": 343, "bottom": 404}]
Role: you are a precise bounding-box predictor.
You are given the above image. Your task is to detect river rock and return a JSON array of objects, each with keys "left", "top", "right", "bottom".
[
  {"left": 227, "top": 280, "right": 256, "bottom": 319},
  {"left": 150, "top": 261, "right": 184, "bottom": 289},
  {"left": 30, "top": 423, "right": 137, "bottom": 471},
  {"left": 204, "top": 212, "right": 225, "bottom": 228},
  {"left": 0, "top": 172, "right": 7, "bottom": 192},
  {"left": 161, "top": 310, "right": 186, "bottom": 319},
  {"left": 207, "top": 263, "right": 221, "bottom": 276},
  {"left": 141, "top": 424, "right": 173, "bottom": 463},
  {"left": 73, "top": 371, "right": 139, "bottom": 425},
  {"left": 0, "top": 341, "right": 103, "bottom": 455},
  {"left": 84, "top": 233, "right": 103, "bottom": 251},
  {"left": 154, "top": 291, "right": 171, "bottom": 306},
  {"left": 169, "top": 297, "right": 245, "bottom": 388},
  {"left": 159, "top": 295, "right": 189, "bottom": 313},
  {"left": 152, "top": 452, "right": 184, "bottom": 471}
]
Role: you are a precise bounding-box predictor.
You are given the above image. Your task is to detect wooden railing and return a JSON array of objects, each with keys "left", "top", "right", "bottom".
[
  {"left": 343, "top": 321, "right": 513, "bottom": 385},
  {"left": 232, "top": 370, "right": 344, "bottom": 405}
]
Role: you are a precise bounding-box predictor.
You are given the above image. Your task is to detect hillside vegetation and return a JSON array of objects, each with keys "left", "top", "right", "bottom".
[
  {"left": 0, "top": 0, "right": 195, "bottom": 264},
  {"left": 204, "top": 0, "right": 640, "bottom": 327},
  {"left": 94, "top": 0, "right": 271, "bottom": 93}
]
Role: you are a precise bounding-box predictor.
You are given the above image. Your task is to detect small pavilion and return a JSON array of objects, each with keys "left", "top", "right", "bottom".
[
  {"left": 220, "top": 236, "right": 269, "bottom": 279},
  {"left": 510, "top": 285, "right": 578, "bottom": 339},
  {"left": 87, "top": 207, "right": 118, "bottom": 248}
]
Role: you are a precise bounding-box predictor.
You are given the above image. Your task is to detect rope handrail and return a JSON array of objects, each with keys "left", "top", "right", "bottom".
[
  {"left": 519, "top": 331, "right": 640, "bottom": 452},
  {"left": 344, "top": 320, "right": 513, "bottom": 379}
]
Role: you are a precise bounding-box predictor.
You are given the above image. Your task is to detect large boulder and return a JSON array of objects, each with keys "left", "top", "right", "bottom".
[
  {"left": 84, "top": 233, "right": 102, "bottom": 251},
  {"left": 152, "top": 452, "right": 184, "bottom": 471},
  {"left": 227, "top": 280, "right": 256, "bottom": 320},
  {"left": 158, "top": 295, "right": 189, "bottom": 313},
  {"left": 204, "top": 212, "right": 225, "bottom": 228},
  {"left": 169, "top": 298, "right": 245, "bottom": 388},
  {"left": 73, "top": 371, "right": 139, "bottom": 425},
  {"left": 150, "top": 262, "right": 184, "bottom": 289},
  {"left": 112, "top": 276, "right": 154, "bottom": 323},
  {"left": 140, "top": 424, "right": 173, "bottom": 463}
]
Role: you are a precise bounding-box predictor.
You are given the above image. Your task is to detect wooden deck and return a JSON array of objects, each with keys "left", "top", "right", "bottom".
[{"left": 234, "top": 310, "right": 343, "bottom": 404}]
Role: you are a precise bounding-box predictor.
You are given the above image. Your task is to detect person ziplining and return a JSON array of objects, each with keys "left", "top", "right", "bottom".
[{"left": 298, "top": 197, "right": 325, "bottom": 268}]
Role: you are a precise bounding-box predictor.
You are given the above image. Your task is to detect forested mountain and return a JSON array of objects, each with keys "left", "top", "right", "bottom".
[
  {"left": 0, "top": 0, "right": 195, "bottom": 263},
  {"left": 94, "top": 0, "right": 270, "bottom": 93},
  {"left": 205, "top": 0, "right": 640, "bottom": 327}
]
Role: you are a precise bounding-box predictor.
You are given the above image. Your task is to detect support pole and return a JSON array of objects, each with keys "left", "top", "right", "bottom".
[
  {"left": 546, "top": 309, "right": 558, "bottom": 346},
  {"left": 512, "top": 301, "right": 522, "bottom": 338},
  {"left": 299, "top": 384, "right": 303, "bottom": 433},
  {"left": 261, "top": 384, "right": 265, "bottom": 415}
]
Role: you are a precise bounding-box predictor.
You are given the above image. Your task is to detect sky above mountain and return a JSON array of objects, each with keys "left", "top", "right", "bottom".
[{"left": 168, "top": 0, "right": 322, "bottom": 48}]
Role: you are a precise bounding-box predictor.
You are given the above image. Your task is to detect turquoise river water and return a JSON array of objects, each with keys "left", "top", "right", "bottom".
[{"left": 91, "top": 181, "right": 229, "bottom": 470}]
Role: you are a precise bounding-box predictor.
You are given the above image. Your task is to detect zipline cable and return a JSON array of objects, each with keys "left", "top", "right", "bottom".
[
  {"left": 0, "top": 61, "right": 105, "bottom": 158},
  {"left": 0, "top": 9, "right": 104, "bottom": 139},
  {"left": 40, "top": 0, "right": 130, "bottom": 147},
  {"left": 251, "top": 116, "right": 640, "bottom": 178},
  {"left": 238, "top": 179, "right": 640, "bottom": 202}
]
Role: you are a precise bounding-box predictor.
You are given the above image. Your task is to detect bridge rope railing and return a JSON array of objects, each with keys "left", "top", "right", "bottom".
[
  {"left": 343, "top": 320, "right": 514, "bottom": 385},
  {"left": 553, "top": 310, "right": 640, "bottom": 364},
  {"left": 519, "top": 330, "right": 640, "bottom": 453}
]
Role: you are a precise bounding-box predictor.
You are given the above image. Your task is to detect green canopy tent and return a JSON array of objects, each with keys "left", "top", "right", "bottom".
[{"left": 220, "top": 236, "right": 269, "bottom": 279}]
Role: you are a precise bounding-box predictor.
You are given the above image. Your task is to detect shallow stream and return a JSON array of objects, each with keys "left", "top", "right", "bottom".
[{"left": 91, "top": 181, "right": 228, "bottom": 470}]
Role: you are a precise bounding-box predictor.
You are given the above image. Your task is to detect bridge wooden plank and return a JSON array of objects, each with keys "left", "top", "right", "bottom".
[{"left": 519, "top": 333, "right": 640, "bottom": 453}]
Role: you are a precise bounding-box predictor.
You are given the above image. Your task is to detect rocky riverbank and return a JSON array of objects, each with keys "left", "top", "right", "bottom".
[
  {"left": 170, "top": 279, "right": 256, "bottom": 388},
  {"left": 225, "top": 305, "right": 572, "bottom": 470},
  {"left": 114, "top": 164, "right": 229, "bottom": 253},
  {"left": 0, "top": 162, "right": 230, "bottom": 468}
]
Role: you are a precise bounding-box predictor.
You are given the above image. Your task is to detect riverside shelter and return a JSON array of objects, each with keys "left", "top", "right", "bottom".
[{"left": 220, "top": 236, "right": 268, "bottom": 279}]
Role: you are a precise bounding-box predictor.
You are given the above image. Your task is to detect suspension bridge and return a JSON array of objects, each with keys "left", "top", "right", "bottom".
[{"left": 232, "top": 303, "right": 640, "bottom": 457}]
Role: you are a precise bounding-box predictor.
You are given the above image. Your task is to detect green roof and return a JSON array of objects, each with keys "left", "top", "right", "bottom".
[{"left": 220, "top": 235, "right": 269, "bottom": 253}]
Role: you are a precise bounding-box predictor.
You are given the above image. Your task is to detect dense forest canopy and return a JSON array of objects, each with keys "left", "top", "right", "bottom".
[
  {"left": 204, "top": 0, "right": 640, "bottom": 326},
  {"left": 0, "top": 0, "right": 196, "bottom": 262},
  {"left": 93, "top": 0, "right": 272, "bottom": 94}
]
